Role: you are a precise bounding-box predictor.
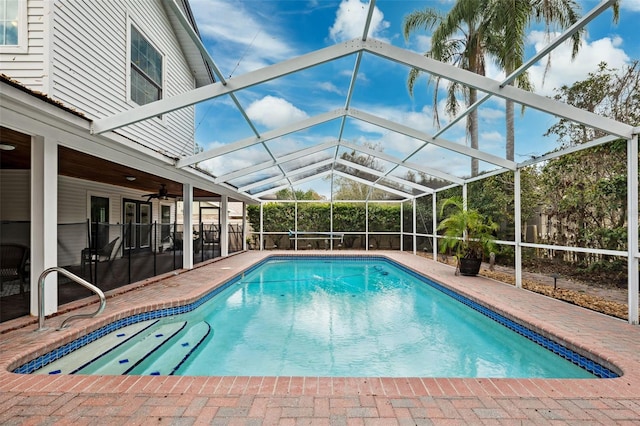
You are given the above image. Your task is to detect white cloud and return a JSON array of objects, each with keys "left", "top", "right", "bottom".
[
  {"left": 621, "top": 1, "right": 640, "bottom": 12},
  {"left": 479, "top": 106, "right": 505, "bottom": 122},
  {"left": 246, "top": 96, "right": 309, "bottom": 128},
  {"left": 328, "top": 0, "right": 390, "bottom": 42},
  {"left": 479, "top": 130, "right": 504, "bottom": 151},
  {"left": 190, "top": 0, "right": 296, "bottom": 75},
  {"left": 318, "top": 81, "right": 343, "bottom": 95},
  {"left": 527, "top": 31, "right": 629, "bottom": 96},
  {"left": 413, "top": 35, "right": 432, "bottom": 53},
  {"left": 199, "top": 145, "right": 272, "bottom": 176}
]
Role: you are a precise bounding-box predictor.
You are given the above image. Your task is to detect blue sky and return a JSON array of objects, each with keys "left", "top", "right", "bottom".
[{"left": 188, "top": 0, "right": 640, "bottom": 198}]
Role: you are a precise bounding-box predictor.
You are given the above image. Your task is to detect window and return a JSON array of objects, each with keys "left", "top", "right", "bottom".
[
  {"left": 123, "top": 199, "right": 152, "bottom": 251},
  {"left": 160, "top": 205, "right": 171, "bottom": 242},
  {"left": 0, "top": 0, "right": 25, "bottom": 51},
  {"left": 130, "top": 25, "right": 162, "bottom": 105},
  {"left": 90, "top": 196, "right": 110, "bottom": 249}
]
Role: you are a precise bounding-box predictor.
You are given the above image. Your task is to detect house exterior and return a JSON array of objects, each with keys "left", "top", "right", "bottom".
[{"left": 0, "top": 0, "right": 251, "bottom": 320}]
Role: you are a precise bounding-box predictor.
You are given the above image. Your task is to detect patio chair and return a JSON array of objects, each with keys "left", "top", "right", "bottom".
[
  {"left": 168, "top": 232, "right": 183, "bottom": 252},
  {"left": 0, "top": 243, "right": 29, "bottom": 295},
  {"left": 81, "top": 237, "right": 120, "bottom": 274}
]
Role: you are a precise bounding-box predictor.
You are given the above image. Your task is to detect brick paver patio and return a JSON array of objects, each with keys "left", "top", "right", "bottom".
[{"left": 1, "top": 251, "right": 639, "bottom": 424}]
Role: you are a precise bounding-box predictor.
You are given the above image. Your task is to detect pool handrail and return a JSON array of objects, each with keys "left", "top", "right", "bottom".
[{"left": 36, "top": 267, "right": 106, "bottom": 331}]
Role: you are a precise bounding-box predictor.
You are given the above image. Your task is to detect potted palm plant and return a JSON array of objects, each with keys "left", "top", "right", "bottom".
[{"left": 437, "top": 196, "right": 498, "bottom": 276}]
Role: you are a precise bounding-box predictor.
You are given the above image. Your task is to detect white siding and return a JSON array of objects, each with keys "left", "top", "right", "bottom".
[
  {"left": 0, "top": 0, "right": 47, "bottom": 91},
  {"left": 57, "top": 176, "right": 175, "bottom": 265},
  {"left": 0, "top": 171, "right": 176, "bottom": 265},
  {"left": 1, "top": 170, "right": 177, "bottom": 230},
  {"left": 57, "top": 176, "right": 168, "bottom": 224},
  {"left": 51, "top": 0, "right": 197, "bottom": 157}
]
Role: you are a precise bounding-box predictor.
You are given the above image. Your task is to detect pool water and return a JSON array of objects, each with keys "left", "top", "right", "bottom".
[{"left": 162, "top": 258, "right": 594, "bottom": 378}]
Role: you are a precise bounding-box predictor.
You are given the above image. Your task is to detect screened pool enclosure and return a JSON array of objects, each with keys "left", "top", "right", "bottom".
[{"left": 88, "top": 0, "right": 638, "bottom": 324}]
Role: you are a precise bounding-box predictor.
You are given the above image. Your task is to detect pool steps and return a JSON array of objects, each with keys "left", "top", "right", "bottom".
[
  {"left": 33, "top": 320, "right": 161, "bottom": 375},
  {"left": 78, "top": 321, "right": 188, "bottom": 375},
  {"left": 33, "top": 319, "right": 211, "bottom": 376},
  {"left": 129, "top": 320, "right": 211, "bottom": 375}
]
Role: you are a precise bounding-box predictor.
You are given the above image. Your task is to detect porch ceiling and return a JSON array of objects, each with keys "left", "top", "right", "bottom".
[{"left": 0, "top": 127, "right": 218, "bottom": 199}]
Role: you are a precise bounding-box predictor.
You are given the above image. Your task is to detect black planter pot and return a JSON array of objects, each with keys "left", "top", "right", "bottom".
[{"left": 458, "top": 257, "right": 482, "bottom": 276}]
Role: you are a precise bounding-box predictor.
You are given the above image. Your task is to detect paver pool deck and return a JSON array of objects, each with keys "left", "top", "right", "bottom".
[{"left": 1, "top": 251, "right": 639, "bottom": 424}]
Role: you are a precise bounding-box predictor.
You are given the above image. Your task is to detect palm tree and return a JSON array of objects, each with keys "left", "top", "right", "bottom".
[
  {"left": 403, "top": 0, "right": 496, "bottom": 177},
  {"left": 488, "top": 0, "right": 588, "bottom": 162},
  {"left": 404, "top": 0, "right": 619, "bottom": 164}
]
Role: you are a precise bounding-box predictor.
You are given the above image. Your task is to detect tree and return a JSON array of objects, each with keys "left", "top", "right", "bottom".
[
  {"left": 275, "top": 188, "right": 325, "bottom": 200},
  {"left": 332, "top": 142, "right": 390, "bottom": 200},
  {"left": 545, "top": 61, "right": 639, "bottom": 147},
  {"left": 540, "top": 61, "right": 634, "bottom": 278},
  {"left": 403, "top": 0, "right": 496, "bottom": 177},
  {"left": 404, "top": 1, "right": 618, "bottom": 164},
  {"left": 487, "top": 0, "right": 589, "bottom": 161}
]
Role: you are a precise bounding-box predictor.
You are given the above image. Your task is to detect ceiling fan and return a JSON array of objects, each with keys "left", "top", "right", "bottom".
[{"left": 142, "top": 184, "right": 180, "bottom": 202}]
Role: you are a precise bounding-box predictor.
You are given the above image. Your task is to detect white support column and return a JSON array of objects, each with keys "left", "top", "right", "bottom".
[
  {"left": 462, "top": 184, "right": 468, "bottom": 245},
  {"left": 628, "top": 135, "right": 639, "bottom": 324},
  {"left": 400, "top": 202, "right": 404, "bottom": 252},
  {"left": 462, "top": 184, "right": 467, "bottom": 210},
  {"left": 30, "top": 135, "right": 58, "bottom": 316},
  {"left": 432, "top": 193, "right": 438, "bottom": 260},
  {"left": 412, "top": 198, "right": 417, "bottom": 255},
  {"left": 514, "top": 170, "right": 523, "bottom": 288},
  {"left": 182, "top": 183, "right": 193, "bottom": 269},
  {"left": 365, "top": 201, "right": 369, "bottom": 251},
  {"left": 220, "top": 195, "right": 229, "bottom": 257},
  {"left": 242, "top": 202, "right": 247, "bottom": 251},
  {"left": 330, "top": 200, "right": 334, "bottom": 251},
  {"left": 295, "top": 201, "right": 298, "bottom": 251},
  {"left": 259, "top": 203, "right": 264, "bottom": 250}
]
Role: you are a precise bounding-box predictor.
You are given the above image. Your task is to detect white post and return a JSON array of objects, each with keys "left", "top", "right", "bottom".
[
  {"left": 628, "top": 135, "right": 639, "bottom": 324},
  {"left": 30, "top": 135, "right": 58, "bottom": 316},
  {"left": 220, "top": 195, "right": 229, "bottom": 257},
  {"left": 400, "top": 202, "right": 403, "bottom": 252},
  {"left": 330, "top": 198, "right": 334, "bottom": 251},
  {"left": 259, "top": 203, "right": 264, "bottom": 251},
  {"left": 182, "top": 183, "right": 193, "bottom": 269},
  {"left": 514, "top": 170, "right": 523, "bottom": 288},
  {"left": 462, "top": 184, "right": 468, "bottom": 210},
  {"left": 242, "top": 202, "right": 247, "bottom": 251},
  {"left": 462, "top": 184, "right": 468, "bottom": 246},
  {"left": 432, "top": 193, "right": 438, "bottom": 261},
  {"left": 412, "top": 198, "right": 417, "bottom": 255},
  {"left": 365, "top": 201, "right": 369, "bottom": 251},
  {"left": 294, "top": 201, "right": 298, "bottom": 251}
]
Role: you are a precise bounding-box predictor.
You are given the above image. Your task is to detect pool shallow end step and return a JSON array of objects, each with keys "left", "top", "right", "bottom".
[
  {"left": 33, "top": 320, "right": 160, "bottom": 375},
  {"left": 33, "top": 319, "right": 211, "bottom": 376},
  {"left": 130, "top": 320, "right": 211, "bottom": 375}
]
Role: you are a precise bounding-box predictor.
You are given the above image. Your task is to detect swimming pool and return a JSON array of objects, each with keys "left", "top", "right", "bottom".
[{"left": 19, "top": 256, "right": 617, "bottom": 378}]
